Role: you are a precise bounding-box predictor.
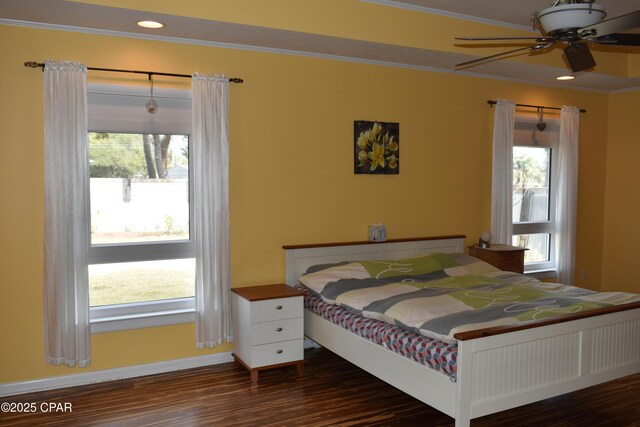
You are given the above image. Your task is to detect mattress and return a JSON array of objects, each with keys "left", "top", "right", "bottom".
[{"left": 298, "top": 284, "right": 458, "bottom": 381}]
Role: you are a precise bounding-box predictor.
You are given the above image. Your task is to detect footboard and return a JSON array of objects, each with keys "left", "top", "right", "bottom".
[
  {"left": 283, "top": 237, "right": 640, "bottom": 427},
  {"left": 455, "top": 307, "right": 640, "bottom": 426}
]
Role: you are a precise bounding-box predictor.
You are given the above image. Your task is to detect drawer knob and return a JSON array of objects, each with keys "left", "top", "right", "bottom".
[
  {"left": 276, "top": 327, "right": 283, "bottom": 332},
  {"left": 276, "top": 349, "right": 283, "bottom": 354},
  {"left": 276, "top": 305, "right": 283, "bottom": 310}
]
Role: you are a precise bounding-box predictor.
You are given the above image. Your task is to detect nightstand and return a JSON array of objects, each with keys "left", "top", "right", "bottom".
[
  {"left": 468, "top": 244, "right": 528, "bottom": 274},
  {"left": 231, "top": 283, "right": 305, "bottom": 382}
]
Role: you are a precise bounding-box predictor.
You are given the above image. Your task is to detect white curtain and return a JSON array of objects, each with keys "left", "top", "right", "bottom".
[
  {"left": 43, "top": 61, "right": 91, "bottom": 367},
  {"left": 555, "top": 106, "right": 580, "bottom": 285},
  {"left": 490, "top": 99, "right": 515, "bottom": 244},
  {"left": 192, "top": 74, "right": 233, "bottom": 348}
]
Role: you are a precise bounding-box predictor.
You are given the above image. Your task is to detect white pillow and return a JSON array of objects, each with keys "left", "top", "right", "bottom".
[{"left": 298, "top": 262, "right": 369, "bottom": 294}]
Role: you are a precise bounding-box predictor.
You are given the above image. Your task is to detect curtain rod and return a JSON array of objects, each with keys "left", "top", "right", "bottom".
[
  {"left": 24, "top": 61, "right": 243, "bottom": 84},
  {"left": 487, "top": 100, "right": 586, "bottom": 113}
]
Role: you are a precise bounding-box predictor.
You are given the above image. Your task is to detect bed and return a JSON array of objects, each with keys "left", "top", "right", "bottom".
[{"left": 283, "top": 235, "right": 640, "bottom": 427}]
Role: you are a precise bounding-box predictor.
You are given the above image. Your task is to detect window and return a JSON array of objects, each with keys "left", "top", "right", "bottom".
[
  {"left": 87, "top": 84, "right": 195, "bottom": 332},
  {"left": 512, "top": 117, "right": 558, "bottom": 272}
]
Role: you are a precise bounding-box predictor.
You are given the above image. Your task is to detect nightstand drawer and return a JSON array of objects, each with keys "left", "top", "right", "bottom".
[
  {"left": 252, "top": 318, "right": 303, "bottom": 345},
  {"left": 251, "top": 339, "right": 304, "bottom": 367},
  {"left": 251, "top": 296, "right": 303, "bottom": 323}
]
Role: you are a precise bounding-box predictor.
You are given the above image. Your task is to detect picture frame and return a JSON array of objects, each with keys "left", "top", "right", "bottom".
[{"left": 354, "top": 120, "right": 399, "bottom": 174}]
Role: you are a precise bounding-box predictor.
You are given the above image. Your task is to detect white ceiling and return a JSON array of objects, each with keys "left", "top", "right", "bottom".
[{"left": 1, "top": 0, "right": 639, "bottom": 92}]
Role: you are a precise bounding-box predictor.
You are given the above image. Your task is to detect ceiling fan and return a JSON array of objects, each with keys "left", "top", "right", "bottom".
[{"left": 455, "top": 0, "right": 640, "bottom": 72}]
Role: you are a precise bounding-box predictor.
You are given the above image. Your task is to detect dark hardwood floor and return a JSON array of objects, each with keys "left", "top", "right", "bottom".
[{"left": 2, "top": 347, "right": 639, "bottom": 426}]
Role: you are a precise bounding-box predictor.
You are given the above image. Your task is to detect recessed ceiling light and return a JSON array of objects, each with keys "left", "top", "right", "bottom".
[
  {"left": 137, "top": 20, "right": 164, "bottom": 29},
  {"left": 556, "top": 75, "right": 575, "bottom": 81}
]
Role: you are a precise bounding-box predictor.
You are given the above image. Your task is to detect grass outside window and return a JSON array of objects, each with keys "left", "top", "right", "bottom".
[{"left": 89, "top": 259, "right": 195, "bottom": 307}]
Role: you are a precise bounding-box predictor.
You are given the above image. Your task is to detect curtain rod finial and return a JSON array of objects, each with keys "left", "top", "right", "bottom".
[{"left": 24, "top": 61, "right": 44, "bottom": 69}]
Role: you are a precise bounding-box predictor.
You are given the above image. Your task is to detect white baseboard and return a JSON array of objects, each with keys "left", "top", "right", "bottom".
[{"left": 0, "top": 351, "right": 233, "bottom": 397}]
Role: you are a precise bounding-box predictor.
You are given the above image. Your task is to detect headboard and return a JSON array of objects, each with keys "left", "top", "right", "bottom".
[{"left": 282, "top": 235, "right": 466, "bottom": 286}]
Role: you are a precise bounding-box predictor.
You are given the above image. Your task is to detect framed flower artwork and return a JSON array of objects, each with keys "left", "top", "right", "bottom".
[{"left": 354, "top": 120, "right": 399, "bottom": 174}]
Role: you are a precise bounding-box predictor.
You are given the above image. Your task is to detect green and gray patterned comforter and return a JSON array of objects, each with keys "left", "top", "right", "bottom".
[{"left": 298, "top": 253, "right": 640, "bottom": 343}]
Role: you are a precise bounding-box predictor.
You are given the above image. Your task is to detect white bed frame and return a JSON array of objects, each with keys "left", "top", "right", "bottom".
[{"left": 284, "top": 236, "right": 640, "bottom": 426}]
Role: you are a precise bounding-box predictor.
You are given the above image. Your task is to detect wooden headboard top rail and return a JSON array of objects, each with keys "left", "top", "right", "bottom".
[{"left": 282, "top": 235, "right": 466, "bottom": 250}]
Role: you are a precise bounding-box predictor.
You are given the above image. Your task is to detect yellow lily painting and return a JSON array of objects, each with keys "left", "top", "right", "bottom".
[{"left": 354, "top": 120, "right": 399, "bottom": 174}]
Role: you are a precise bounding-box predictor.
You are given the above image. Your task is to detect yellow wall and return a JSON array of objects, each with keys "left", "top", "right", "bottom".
[
  {"left": 601, "top": 90, "right": 640, "bottom": 293},
  {"left": 0, "top": 22, "right": 621, "bottom": 384}
]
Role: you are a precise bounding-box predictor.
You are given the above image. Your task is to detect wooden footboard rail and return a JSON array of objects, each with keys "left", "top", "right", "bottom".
[{"left": 454, "top": 301, "right": 640, "bottom": 341}]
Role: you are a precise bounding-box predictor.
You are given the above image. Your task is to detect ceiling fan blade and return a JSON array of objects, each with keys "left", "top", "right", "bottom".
[
  {"left": 455, "top": 43, "right": 550, "bottom": 69},
  {"left": 455, "top": 36, "right": 555, "bottom": 42},
  {"left": 579, "top": 9, "right": 640, "bottom": 38},
  {"left": 564, "top": 43, "right": 596, "bottom": 72},
  {"left": 592, "top": 33, "right": 640, "bottom": 46}
]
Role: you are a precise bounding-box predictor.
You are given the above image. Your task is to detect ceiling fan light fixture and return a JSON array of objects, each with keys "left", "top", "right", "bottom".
[{"left": 537, "top": 3, "right": 606, "bottom": 34}]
